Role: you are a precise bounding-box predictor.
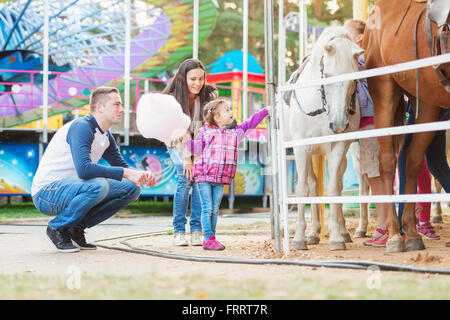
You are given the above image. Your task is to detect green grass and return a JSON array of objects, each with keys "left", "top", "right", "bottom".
[
  {"left": 0, "top": 203, "right": 45, "bottom": 221},
  {"left": 0, "top": 272, "right": 448, "bottom": 299},
  {"left": 0, "top": 197, "right": 268, "bottom": 222}
]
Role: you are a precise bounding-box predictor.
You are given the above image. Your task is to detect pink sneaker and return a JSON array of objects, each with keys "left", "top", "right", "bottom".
[
  {"left": 363, "top": 228, "right": 387, "bottom": 246},
  {"left": 371, "top": 233, "right": 389, "bottom": 247},
  {"left": 417, "top": 222, "right": 440, "bottom": 240},
  {"left": 203, "top": 236, "right": 225, "bottom": 250}
]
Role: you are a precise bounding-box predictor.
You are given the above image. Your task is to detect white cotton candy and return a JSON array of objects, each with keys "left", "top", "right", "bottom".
[{"left": 136, "top": 93, "right": 191, "bottom": 145}]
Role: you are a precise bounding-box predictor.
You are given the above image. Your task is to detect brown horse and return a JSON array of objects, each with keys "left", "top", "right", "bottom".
[{"left": 363, "top": 0, "right": 450, "bottom": 252}]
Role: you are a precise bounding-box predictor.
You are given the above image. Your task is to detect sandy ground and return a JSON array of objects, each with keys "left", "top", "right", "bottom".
[{"left": 1, "top": 210, "right": 449, "bottom": 283}]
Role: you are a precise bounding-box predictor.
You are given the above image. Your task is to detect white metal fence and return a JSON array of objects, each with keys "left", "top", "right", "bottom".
[{"left": 275, "top": 53, "right": 450, "bottom": 255}]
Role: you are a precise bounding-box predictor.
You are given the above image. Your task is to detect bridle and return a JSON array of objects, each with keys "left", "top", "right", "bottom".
[{"left": 291, "top": 36, "right": 358, "bottom": 118}]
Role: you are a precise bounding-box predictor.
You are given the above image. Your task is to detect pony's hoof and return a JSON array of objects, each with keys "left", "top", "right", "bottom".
[
  {"left": 432, "top": 216, "right": 443, "bottom": 224},
  {"left": 341, "top": 233, "right": 353, "bottom": 243},
  {"left": 406, "top": 237, "right": 426, "bottom": 251},
  {"left": 306, "top": 236, "right": 320, "bottom": 245},
  {"left": 292, "top": 240, "right": 308, "bottom": 250},
  {"left": 353, "top": 230, "right": 367, "bottom": 238},
  {"left": 329, "top": 241, "right": 346, "bottom": 251},
  {"left": 385, "top": 235, "right": 406, "bottom": 253}
]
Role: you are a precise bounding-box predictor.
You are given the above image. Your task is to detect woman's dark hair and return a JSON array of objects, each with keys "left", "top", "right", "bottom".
[{"left": 163, "top": 58, "right": 218, "bottom": 119}]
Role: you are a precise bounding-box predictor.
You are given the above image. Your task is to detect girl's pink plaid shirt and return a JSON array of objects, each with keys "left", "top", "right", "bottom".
[{"left": 187, "top": 108, "right": 268, "bottom": 185}]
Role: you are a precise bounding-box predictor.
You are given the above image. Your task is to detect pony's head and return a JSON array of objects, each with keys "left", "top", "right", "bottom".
[{"left": 311, "top": 26, "right": 364, "bottom": 133}]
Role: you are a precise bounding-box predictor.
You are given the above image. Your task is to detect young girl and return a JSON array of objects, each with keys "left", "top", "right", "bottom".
[{"left": 184, "top": 99, "right": 269, "bottom": 250}]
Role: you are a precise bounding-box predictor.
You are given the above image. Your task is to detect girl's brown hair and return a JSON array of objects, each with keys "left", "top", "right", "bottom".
[
  {"left": 344, "top": 19, "right": 365, "bottom": 35},
  {"left": 203, "top": 99, "right": 228, "bottom": 127}
]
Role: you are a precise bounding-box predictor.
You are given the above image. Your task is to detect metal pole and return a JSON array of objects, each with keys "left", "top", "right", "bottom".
[
  {"left": 193, "top": 0, "right": 199, "bottom": 59},
  {"left": 243, "top": 0, "right": 248, "bottom": 121},
  {"left": 276, "top": 90, "right": 290, "bottom": 256},
  {"left": 264, "top": 0, "right": 280, "bottom": 253},
  {"left": 278, "top": 0, "right": 286, "bottom": 85},
  {"left": 124, "top": 0, "right": 131, "bottom": 146},
  {"left": 42, "top": 0, "right": 49, "bottom": 143},
  {"left": 299, "top": 0, "right": 305, "bottom": 63}
]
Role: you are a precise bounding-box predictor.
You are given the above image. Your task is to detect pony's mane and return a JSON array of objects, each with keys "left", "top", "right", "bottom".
[{"left": 303, "top": 26, "right": 358, "bottom": 80}]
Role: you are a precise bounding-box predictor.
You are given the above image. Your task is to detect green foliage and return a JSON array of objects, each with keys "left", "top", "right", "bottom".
[{"left": 199, "top": 0, "right": 355, "bottom": 82}]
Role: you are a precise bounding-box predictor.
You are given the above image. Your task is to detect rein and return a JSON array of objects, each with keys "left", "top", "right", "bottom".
[{"left": 291, "top": 53, "right": 358, "bottom": 118}]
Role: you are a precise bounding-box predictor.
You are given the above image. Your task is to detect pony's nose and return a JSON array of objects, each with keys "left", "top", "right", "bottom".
[{"left": 329, "top": 122, "right": 348, "bottom": 134}]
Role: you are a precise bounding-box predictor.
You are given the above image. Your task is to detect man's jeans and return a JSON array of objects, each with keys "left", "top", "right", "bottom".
[
  {"left": 168, "top": 148, "right": 202, "bottom": 235},
  {"left": 197, "top": 182, "right": 224, "bottom": 239},
  {"left": 33, "top": 177, "right": 141, "bottom": 231}
]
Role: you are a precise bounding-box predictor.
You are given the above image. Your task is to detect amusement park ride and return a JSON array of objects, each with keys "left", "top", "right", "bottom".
[
  {"left": 0, "top": 0, "right": 218, "bottom": 130},
  {"left": 0, "top": 0, "right": 271, "bottom": 200}
]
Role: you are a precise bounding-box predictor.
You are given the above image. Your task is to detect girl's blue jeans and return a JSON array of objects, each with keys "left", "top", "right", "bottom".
[
  {"left": 32, "top": 177, "right": 141, "bottom": 231},
  {"left": 197, "top": 182, "right": 225, "bottom": 239},
  {"left": 168, "top": 148, "right": 202, "bottom": 235}
]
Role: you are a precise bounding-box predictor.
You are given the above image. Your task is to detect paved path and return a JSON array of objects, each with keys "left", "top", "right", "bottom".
[{"left": 0, "top": 212, "right": 299, "bottom": 276}]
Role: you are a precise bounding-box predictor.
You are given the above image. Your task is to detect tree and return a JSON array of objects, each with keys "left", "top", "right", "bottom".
[{"left": 198, "top": 0, "right": 355, "bottom": 80}]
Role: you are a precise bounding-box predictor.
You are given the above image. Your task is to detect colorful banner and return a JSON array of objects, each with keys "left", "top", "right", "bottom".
[
  {"left": 0, "top": 143, "right": 39, "bottom": 195},
  {"left": 113, "top": 146, "right": 178, "bottom": 196},
  {"left": 0, "top": 143, "right": 360, "bottom": 198}
]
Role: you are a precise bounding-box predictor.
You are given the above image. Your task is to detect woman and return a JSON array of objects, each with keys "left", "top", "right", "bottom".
[{"left": 163, "top": 58, "right": 218, "bottom": 246}]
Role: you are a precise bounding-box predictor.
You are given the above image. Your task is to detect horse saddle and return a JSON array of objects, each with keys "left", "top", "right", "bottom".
[
  {"left": 425, "top": 0, "right": 450, "bottom": 92},
  {"left": 428, "top": 0, "right": 450, "bottom": 27}
]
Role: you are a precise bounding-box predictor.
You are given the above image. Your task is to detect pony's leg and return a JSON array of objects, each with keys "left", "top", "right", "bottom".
[
  {"left": 370, "top": 77, "right": 405, "bottom": 252},
  {"left": 337, "top": 152, "right": 352, "bottom": 243},
  {"left": 292, "top": 147, "right": 310, "bottom": 250},
  {"left": 326, "top": 148, "right": 347, "bottom": 251},
  {"left": 357, "top": 175, "right": 370, "bottom": 237},
  {"left": 306, "top": 165, "right": 320, "bottom": 245},
  {"left": 350, "top": 142, "right": 369, "bottom": 238},
  {"left": 431, "top": 178, "right": 443, "bottom": 223},
  {"left": 402, "top": 103, "right": 440, "bottom": 251}
]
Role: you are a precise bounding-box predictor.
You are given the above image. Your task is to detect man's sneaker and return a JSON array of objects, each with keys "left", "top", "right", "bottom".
[
  {"left": 417, "top": 222, "right": 440, "bottom": 240},
  {"left": 363, "top": 228, "right": 387, "bottom": 246},
  {"left": 190, "top": 231, "right": 203, "bottom": 246},
  {"left": 371, "top": 233, "right": 389, "bottom": 247},
  {"left": 173, "top": 233, "right": 188, "bottom": 246},
  {"left": 46, "top": 226, "right": 79, "bottom": 253},
  {"left": 203, "top": 235, "right": 225, "bottom": 250},
  {"left": 68, "top": 226, "right": 97, "bottom": 250}
]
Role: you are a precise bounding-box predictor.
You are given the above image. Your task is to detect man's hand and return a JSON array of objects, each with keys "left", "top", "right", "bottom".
[
  {"left": 123, "top": 168, "right": 148, "bottom": 187},
  {"left": 144, "top": 171, "right": 156, "bottom": 188}
]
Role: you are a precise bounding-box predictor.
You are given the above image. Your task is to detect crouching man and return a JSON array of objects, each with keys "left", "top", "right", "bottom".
[{"left": 31, "top": 87, "right": 155, "bottom": 252}]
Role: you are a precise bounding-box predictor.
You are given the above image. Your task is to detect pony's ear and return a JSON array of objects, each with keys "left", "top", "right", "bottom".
[
  {"left": 324, "top": 43, "right": 336, "bottom": 55},
  {"left": 352, "top": 43, "right": 364, "bottom": 59}
]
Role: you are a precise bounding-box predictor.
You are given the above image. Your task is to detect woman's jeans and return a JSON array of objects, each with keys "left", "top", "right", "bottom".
[
  {"left": 32, "top": 177, "right": 141, "bottom": 231},
  {"left": 168, "top": 148, "right": 202, "bottom": 235},
  {"left": 197, "top": 182, "right": 225, "bottom": 239}
]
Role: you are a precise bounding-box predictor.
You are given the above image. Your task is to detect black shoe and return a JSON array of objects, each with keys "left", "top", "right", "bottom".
[
  {"left": 68, "top": 226, "right": 97, "bottom": 250},
  {"left": 46, "top": 226, "right": 79, "bottom": 253}
]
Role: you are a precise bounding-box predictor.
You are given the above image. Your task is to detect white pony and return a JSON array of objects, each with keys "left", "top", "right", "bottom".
[{"left": 283, "top": 26, "right": 363, "bottom": 251}]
